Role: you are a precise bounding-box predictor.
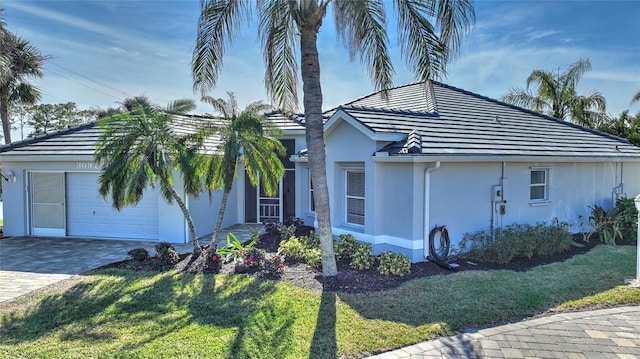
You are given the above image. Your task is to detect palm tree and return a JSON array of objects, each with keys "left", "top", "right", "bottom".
[
  {"left": 631, "top": 91, "right": 640, "bottom": 105},
  {"left": 202, "top": 92, "right": 285, "bottom": 244},
  {"left": 95, "top": 96, "right": 205, "bottom": 254},
  {"left": 0, "top": 30, "right": 48, "bottom": 144},
  {"left": 501, "top": 58, "right": 607, "bottom": 128},
  {"left": 192, "top": 0, "right": 475, "bottom": 276}
]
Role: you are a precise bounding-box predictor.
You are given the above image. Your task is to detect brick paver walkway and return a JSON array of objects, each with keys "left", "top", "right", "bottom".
[
  {"left": 0, "top": 224, "right": 260, "bottom": 303},
  {"left": 366, "top": 306, "right": 640, "bottom": 359}
]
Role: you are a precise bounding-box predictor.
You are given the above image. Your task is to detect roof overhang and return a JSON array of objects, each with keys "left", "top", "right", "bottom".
[
  {"left": 371, "top": 152, "right": 640, "bottom": 163},
  {"left": 324, "top": 108, "right": 405, "bottom": 142},
  {"left": 0, "top": 154, "right": 96, "bottom": 162}
]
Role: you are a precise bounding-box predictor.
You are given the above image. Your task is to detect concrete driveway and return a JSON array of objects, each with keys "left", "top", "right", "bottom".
[{"left": 0, "top": 236, "right": 193, "bottom": 303}]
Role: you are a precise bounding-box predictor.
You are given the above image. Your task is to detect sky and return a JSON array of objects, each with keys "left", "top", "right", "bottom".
[{"left": 2, "top": 0, "right": 640, "bottom": 141}]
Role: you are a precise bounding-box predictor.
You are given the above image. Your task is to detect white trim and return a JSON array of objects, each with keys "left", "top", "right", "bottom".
[
  {"left": 371, "top": 155, "right": 640, "bottom": 163},
  {"left": 344, "top": 168, "right": 365, "bottom": 227},
  {"left": 529, "top": 167, "right": 550, "bottom": 202},
  {"left": 332, "top": 227, "right": 423, "bottom": 250}
]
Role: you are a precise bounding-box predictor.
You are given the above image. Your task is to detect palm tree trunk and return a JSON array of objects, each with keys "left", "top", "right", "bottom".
[
  {"left": 165, "top": 180, "right": 201, "bottom": 255},
  {"left": 299, "top": 25, "right": 338, "bottom": 277},
  {"left": 1, "top": 93, "right": 12, "bottom": 144},
  {"left": 211, "top": 189, "right": 230, "bottom": 246}
]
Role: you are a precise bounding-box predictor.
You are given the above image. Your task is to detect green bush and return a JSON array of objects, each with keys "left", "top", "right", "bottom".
[
  {"left": 590, "top": 198, "right": 638, "bottom": 245},
  {"left": 127, "top": 248, "right": 149, "bottom": 261},
  {"left": 154, "top": 242, "right": 180, "bottom": 265},
  {"left": 299, "top": 231, "right": 320, "bottom": 249},
  {"left": 335, "top": 234, "right": 359, "bottom": 260},
  {"left": 459, "top": 222, "right": 573, "bottom": 264},
  {"left": 350, "top": 242, "right": 374, "bottom": 270},
  {"left": 278, "top": 236, "right": 322, "bottom": 268},
  {"left": 278, "top": 236, "right": 307, "bottom": 260},
  {"left": 278, "top": 224, "right": 297, "bottom": 241},
  {"left": 377, "top": 251, "right": 411, "bottom": 276}
]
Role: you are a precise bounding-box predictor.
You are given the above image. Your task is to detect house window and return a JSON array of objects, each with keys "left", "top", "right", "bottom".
[
  {"left": 345, "top": 170, "right": 365, "bottom": 225},
  {"left": 530, "top": 169, "right": 548, "bottom": 201},
  {"left": 309, "top": 175, "right": 315, "bottom": 212}
]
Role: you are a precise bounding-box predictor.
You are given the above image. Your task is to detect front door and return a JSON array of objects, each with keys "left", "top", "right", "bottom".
[
  {"left": 30, "top": 172, "right": 66, "bottom": 236},
  {"left": 244, "top": 139, "right": 296, "bottom": 223}
]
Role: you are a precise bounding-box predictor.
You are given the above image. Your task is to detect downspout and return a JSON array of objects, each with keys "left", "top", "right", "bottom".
[{"left": 423, "top": 161, "right": 441, "bottom": 259}]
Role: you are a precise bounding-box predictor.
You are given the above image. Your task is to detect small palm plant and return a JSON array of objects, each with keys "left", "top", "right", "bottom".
[
  {"left": 201, "top": 92, "right": 285, "bottom": 244},
  {"left": 95, "top": 96, "right": 205, "bottom": 254}
]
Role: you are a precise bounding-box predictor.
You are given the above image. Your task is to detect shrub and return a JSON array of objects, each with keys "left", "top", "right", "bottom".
[
  {"left": 278, "top": 235, "right": 322, "bottom": 268},
  {"left": 278, "top": 236, "right": 307, "bottom": 260},
  {"left": 244, "top": 247, "right": 266, "bottom": 268},
  {"left": 127, "top": 248, "right": 149, "bottom": 261},
  {"left": 590, "top": 198, "right": 638, "bottom": 245},
  {"left": 350, "top": 242, "right": 374, "bottom": 270},
  {"left": 378, "top": 251, "right": 411, "bottom": 276},
  {"left": 249, "top": 228, "right": 261, "bottom": 244},
  {"left": 299, "top": 231, "right": 320, "bottom": 249},
  {"left": 335, "top": 234, "right": 359, "bottom": 260},
  {"left": 459, "top": 222, "right": 572, "bottom": 264},
  {"left": 205, "top": 247, "right": 222, "bottom": 272},
  {"left": 263, "top": 253, "right": 285, "bottom": 275},
  {"left": 278, "top": 224, "right": 297, "bottom": 242},
  {"left": 284, "top": 216, "right": 304, "bottom": 228},
  {"left": 263, "top": 219, "right": 280, "bottom": 235},
  {"left": 154, "top": 242, "right": 179, "bottom": 265}
]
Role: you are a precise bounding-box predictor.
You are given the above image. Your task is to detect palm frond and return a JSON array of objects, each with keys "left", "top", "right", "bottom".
[
  {"left": 192, "top": 0, "right": 251, "bottom": 95},
  {"left": 258, "top": 0, "right": 299, "bottom": 111},
  {"left": 631, "top": 91, "right": 640, "bottom": 105},
  {"left": 434, "top": 0, "right": 475, "bottom": 62},
  {"left": 393, "top": 0, "right": 446, "bottom": 80},
  {"left": 501, "top": 88, "right": 548, "bottom": 113},
  {"left": 334, "top": 0, "right": 394, "bottom": 93},
  {"left": 165, "top": 99, "right": 197, "bottom": 114}
]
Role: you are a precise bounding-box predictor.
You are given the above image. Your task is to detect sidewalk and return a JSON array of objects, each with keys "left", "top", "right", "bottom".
[{"left": 366, "top": 306, "right": 640, "bottom": 359}]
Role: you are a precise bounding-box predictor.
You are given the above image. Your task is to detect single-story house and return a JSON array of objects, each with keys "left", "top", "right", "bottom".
[{"left": 2, "top": 80, "right": 639, "bottom": 262}]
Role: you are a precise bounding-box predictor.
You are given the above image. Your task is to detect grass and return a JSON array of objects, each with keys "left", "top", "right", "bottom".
[{"left": 0, "top": 245, "right": 638, "bottom": 358}]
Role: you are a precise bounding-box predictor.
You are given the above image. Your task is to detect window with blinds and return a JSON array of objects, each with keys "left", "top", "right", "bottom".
[{"left": 346, "top": 170, "right": 365, "bottom": 225}]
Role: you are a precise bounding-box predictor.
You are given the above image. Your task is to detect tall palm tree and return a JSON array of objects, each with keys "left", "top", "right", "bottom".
[
  {"left": 502, "top": 58, "right": 607, "bottom": 128},
  {"left": 95, "top": 96, "right": 205, "bottom": 254},
  {"left": 0, "top": 30, "right": 48, "bottom": 144},
  {"left": 193, "top": 0, "right": 475, "bottom": 276},
  {"left": 202, "top": 92, "right": 285, "bottom": 244}
]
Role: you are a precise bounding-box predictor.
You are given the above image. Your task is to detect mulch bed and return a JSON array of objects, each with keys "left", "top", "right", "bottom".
[{"left": 99, "top": 229, "right": 601, "bottom": 294}]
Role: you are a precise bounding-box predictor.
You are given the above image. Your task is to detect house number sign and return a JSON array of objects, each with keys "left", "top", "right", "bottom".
[{"left": 76, "top": 162, "right": 98, "bottom": 170}]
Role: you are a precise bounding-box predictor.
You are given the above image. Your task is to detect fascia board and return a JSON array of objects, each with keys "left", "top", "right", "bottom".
[{"left": 371, "top": 154, "right": 640, "bottom": 163}]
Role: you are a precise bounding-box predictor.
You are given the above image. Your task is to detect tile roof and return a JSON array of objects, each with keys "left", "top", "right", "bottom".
[
  {"left": 337, "top": 81, "right": 640, "bottom": 159},
  {"left": 0, "top": 112, "right": 304, "bottom": 158}
]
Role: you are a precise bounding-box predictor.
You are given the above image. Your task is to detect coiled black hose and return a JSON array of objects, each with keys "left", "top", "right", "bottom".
[{"left": 429, "top": 225, "right": 450, "bottom": 261}]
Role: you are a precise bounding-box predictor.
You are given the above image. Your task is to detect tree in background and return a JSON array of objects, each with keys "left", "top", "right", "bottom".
[
  {"left": 95, "top": 96, "right": 205, "bottom": 254},
  {"left": 26, "top": 102, "right": 95, "bottom": 137},
  {"left": 502, "top": 58, "right": 607, "bottom": 128},
  {"left": 193, "top": 0, "right": 475, "bottom": 276},
  {"left": 598, "top": 110, "right": 640, "bottom": 146},
  {"left": 0, "top": 23, "right": 48, "bottom": 144},
  {"left": 632, "top": 91, "right": 640, "bottom": 106},
  {"left": 201, "top": 92, "right": 285, "bottom": 243}
]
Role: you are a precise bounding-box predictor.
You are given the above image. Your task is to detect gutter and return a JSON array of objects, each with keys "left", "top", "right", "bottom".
[
  {"left": 423, "top": 161, "right": 441, "bottom": 259},
  {"left": 371, "top": 154, "right": 640, "bottom": 164}
]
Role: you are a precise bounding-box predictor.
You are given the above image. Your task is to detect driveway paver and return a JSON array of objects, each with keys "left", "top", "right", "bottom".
[
  {"left": 0, "top": 224, "right": 259, "bottom": 303},
  {"left": 366, "top": 306, "right": 640, "bottom": 359}
]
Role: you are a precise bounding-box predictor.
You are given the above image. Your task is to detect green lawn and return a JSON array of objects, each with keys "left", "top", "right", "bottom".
[{"left": 1, "top": 245, "right": 639, "bottom": 358}]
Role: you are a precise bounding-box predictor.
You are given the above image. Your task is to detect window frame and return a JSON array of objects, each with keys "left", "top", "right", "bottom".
[
  {"left": 529, "top": 167, "right": 550, "bottom": 203},
  {"left": 344, "top": 168, "right": 365, "bottom": 227},
  {"left": 308, "top": 171, "right": 315, "bottom": 213}
]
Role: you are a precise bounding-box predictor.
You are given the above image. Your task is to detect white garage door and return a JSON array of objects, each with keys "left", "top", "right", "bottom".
[{"left": 66, "top": 172, "right": 159, "bottom": 239}]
